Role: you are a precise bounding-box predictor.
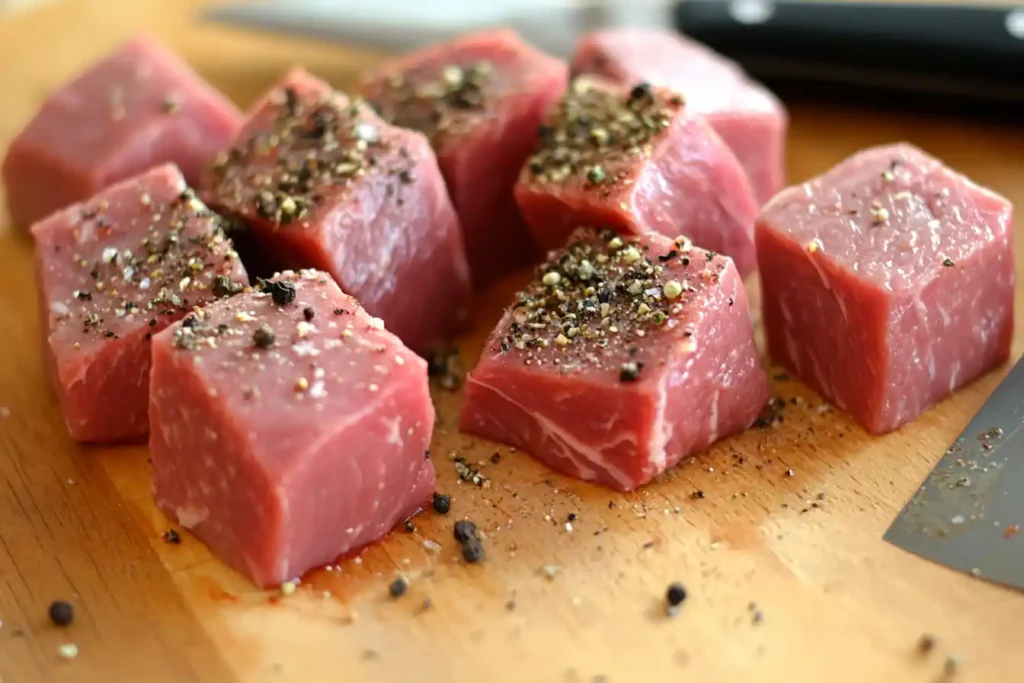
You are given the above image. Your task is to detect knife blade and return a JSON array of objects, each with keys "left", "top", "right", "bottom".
[
  {"left": 200, "top": 1, "right": 1024, "bottom": 107},
  {"left": 884, "top": 356, "right": 1024, "bottom": 591}
]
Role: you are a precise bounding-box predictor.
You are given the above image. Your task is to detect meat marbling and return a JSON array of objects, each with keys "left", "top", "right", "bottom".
[
  {"left": 515, "top": 77, "right": 759, "bottom": 278},
  {"left": 757, "top": 143, "right": 1015, "bottom": 434},
  {"left": 32, "top": 163, "right": 248, "bottom": 442},
  {"left": 200, "top": 67, "right": 471, "bottom": 355},
  {"left": 570, "top": 28, "right": 787, "bottom": 204},
  {"left": 359, "top": 29, "right": 567, "bottom": 289},
  {"left": 3, "top": 33, "right": 241, "bottom": 232},
  {"left": 461, "top": 228, "right": 769, "bottom": 491},
  {"left": 150, "top": 269, "right": 436, "bottom": 588}
]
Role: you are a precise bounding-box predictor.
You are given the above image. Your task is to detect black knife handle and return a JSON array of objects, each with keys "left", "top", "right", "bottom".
[{"left": 675, "top": 1, "right": 1024, "bottom": 104}]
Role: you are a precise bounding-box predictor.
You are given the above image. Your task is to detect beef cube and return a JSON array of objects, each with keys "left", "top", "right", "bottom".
[
  {"left": 32, "top": 163, "right": 248, "bottom": 442},
  {"left": 571, "top": 29, "right": 787, "bottom": 204},
  {"left": 3, "top": 33, "right": 241, "bottom": 232},
  {"left": 515, "top": 77, "right": 759, "bottom": 278},
  {"left": 460, "top": 228, "right": 769, "bottom": 491},
  {"left": 758, "top": 143, "right": 1014, "bottom": 434},
  {"left": 358, "top": 29, "right": 567, "bottom": 289},
  {"left": 200, "top": 68, "right": 471, "bottom": 355},
  {"left": 150, "top": 269, "right": 436, "bottom": 587}
]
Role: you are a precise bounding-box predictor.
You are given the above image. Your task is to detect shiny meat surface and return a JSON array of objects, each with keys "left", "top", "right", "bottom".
[
  {"left": 32, "top": 163, "right": 248, "bottom": 442},
  {"left": 200, "top": 68, "right": 471, "bottom": 355},
  {"left": 758, "top": 143, "right": 1014, "bottom": 433},
  {"left": 515, "top": 77, "right": 758, "bottom": 277},
  {"left": 571, "top": 28, "right": 787, "bottom": 204},
  {"left": 359, "top": 29, "right": 567, "bottom": 289},
  {"left": 2, "top": 33, "right": 241, "bottom": 231},
  {"left": 461, "top": 228, "right": 768, "bottom": 490},
  {"left": 150, "top": 270, "right": 436, "bottom": 587}
]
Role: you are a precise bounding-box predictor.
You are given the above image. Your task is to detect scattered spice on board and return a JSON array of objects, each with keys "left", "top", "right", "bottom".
[
  {"left": 57, "top": 643, "right": 79, "bottom": 660},
  {"left": 427, "top": 348, "right": 463, "bottom": 390},
  {"left": 368, "top": 61, "right": 494, "bottom": 143},
  {"left": 48, "top": 601, "right": 74, "bottom": 627},
  {"left": 917, "top": 633, "right": 936, "bottom": 654},
  {"left": 453, "top": 520, "right": 478, "bottom": 543},
  {"left": 461, "top": 538, "right": 485, "bottom": 563},
  {"left": 432, "top": 492, "right": 451, "bottom": 514},
  {"left": 454, "top": 456, "right": 487, "bottom": 487},
  {"left": 665, "top": 582, "right": 687, "bottom": 616},
  {"left": 945, "top": 655, "right": 961, "bottom": 675},
  {"left": 524, "top": 78, "right": 683, "bottom": 190},
  {"left": 389, "top": 577, "right": 409, "bottom": 599},
  {"left": 162, "top": 529, "right": 181, "bottom": 545},
  {"left": 404, "top": 520, "right": 416, "bottom": 533}
]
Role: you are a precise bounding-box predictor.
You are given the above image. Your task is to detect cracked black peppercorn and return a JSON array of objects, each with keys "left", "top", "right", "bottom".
[
  {"left": 162, "top": 529, "right": 181, "bottom": 544},
  {"left": 303, "top": 307, "right": 315, "bottom": 321},
  {"left": 432, "top": 492, "right": 451, "bottom": 514},
  {"left": 389, "top": 577, "right": 409, "bottom": 598},
  {"left": 666, "top": 582, "right": 687, "bottom": 614},
  {"left": 461, "top": 537, "right": 485, "bottom": 563},
  {"left": 253, "top": 325, "right": 276, "bottom": 349},
  {"left": 404, "top": 520, "right": 416, "bottom": 533},
  {"left": 620, "top": 362, "right": 642, "bottom": 382},
  {"left": 269, "top": 281, "right": 297, "bottom": 305},
  {"left": 48, "top": 601, "right": 74, "bottom": 627},
  {"left": 453, "top": 520, "right": 478, "bottom": 543}
]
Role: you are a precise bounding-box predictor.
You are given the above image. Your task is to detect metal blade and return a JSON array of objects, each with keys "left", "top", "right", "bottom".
[
  {"left": 200, "top": 0, "right": 673, "bottom": 57},
  {"left": 884, "top": 355, "right": 1024, "bottom": 591}
]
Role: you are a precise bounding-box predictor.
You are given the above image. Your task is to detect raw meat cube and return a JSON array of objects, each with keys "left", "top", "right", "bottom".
[
  {"left": 200, "top": 68, "right": 471, "bottom": 355},
  {"left": 460, "top": 228, "right": 769, "bottom": 491},
  {"left": 758, "top": 143, "right": 1014, "bottom": 434},
  {"left": 149, "top": 269, "right": 437, "bottom": 587},
  {"left": 358, "top": 29, "right": 567, "bottom": 289},
  {"left": 571, "top": 29, "right": 787, "bottom": 204},
  {"left": 32, "top": 163, "right": 248, "bottom": 443},
  {"left": 3, "top": 33, "right": 241, "bottom": 232},
  {"left": 515, "top": 77, "right": 759, "bottom": 278}
]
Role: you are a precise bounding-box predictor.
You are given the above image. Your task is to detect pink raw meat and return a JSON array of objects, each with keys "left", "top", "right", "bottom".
[
  {"left": 359, "top": 29, "right": 567, "bottom": 289},
  {"left": 460, "top": 228, "right": 768, "bottom": 491},
  {"left": 32, "top": 163, "right": 248, "bottom": 442},
  {"left": 515, "top": 77, "right": 759, "bottom": 278},
  {"left": 150, "top": 269, "right": 436, "bottom": 587},
  {"left": 200, "top": 68, "right": 471, "bottom": 355},
  {"left": 758, "top": 143, "right": 1015, "bottom": 434},
  {"left": 571, "top": 29, "right": 787, "bottom": 204},
  {"left": 3, "top": 33, "right": 241, "bottom": 232}
]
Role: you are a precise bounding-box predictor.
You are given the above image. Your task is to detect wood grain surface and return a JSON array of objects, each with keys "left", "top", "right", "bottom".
[{"left": 1, "top": 1, "right": 1023, "bottom": 682}]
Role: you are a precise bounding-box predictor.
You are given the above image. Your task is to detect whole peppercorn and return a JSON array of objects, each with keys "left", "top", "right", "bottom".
[
  {"left": 432, "top": 492, "right": 451, "bottom": 514},
  {"left": 49, "top": 601, "right": 74, "bottom": 627}
]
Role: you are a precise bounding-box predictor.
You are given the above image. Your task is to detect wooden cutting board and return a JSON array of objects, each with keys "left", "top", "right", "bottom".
[{"left": 2, "top": 2, "right": 1023, "bottom": 682}]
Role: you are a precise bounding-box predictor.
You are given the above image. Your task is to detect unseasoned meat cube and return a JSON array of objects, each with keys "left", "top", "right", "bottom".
[
  {"left": 150, "top": 270, "right": 436, "bottom": 587},
  {"left": 32, "top": 163, "right": 247, "bottom": 442},
  {"left": 758, "top": 143, "right": 1014, "bottom": 434},
  {"left": 200, "top": 68, "right": 471, "bottom": 354},
  {"left": 460, "top": 228, "right": 768, "bottom": 491},
  {"left": 571, "top": 29, "right": 787, "bottom": 204},
  {"left": 3, "top": 33, "right": 241, "bottom": 232},
  {"left": 515, "top": 77, "right": 759, "bottom": 277},
  {"left": 359, "top": 29, "right": 567, "bottom": 289}
]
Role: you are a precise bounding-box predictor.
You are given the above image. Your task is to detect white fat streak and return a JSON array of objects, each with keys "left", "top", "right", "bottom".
[{"left": 470, "top": 378, "right": 634, "bottom": 489}]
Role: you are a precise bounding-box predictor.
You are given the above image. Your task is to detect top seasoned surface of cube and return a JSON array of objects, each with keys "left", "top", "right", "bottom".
[
  {"left": 359, "top": 29, "right": 561, "bottom": 152},
  {"left": 487, "top": 228, "right": 735, "bottom": 383},
  {"left": 33, "top": 163, "right": 244, "bottom": 357},
  {"left": 13, "top": 34, "right": 236, "bottom": 173},
  {"left": 759, "top": 143, "right": 1014, "bottom": 294},
  {"left": 572, "top": 29, "right": 779, "bottom": 117},
  {"left": 202, "top": 68, "right": 418, "bottom": 229},
  {"left": 520, "top": 77, "right": 685, "bottom": 193},
  {"left": 156, "top": 270, "right": 426, "bottom": 472}
]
